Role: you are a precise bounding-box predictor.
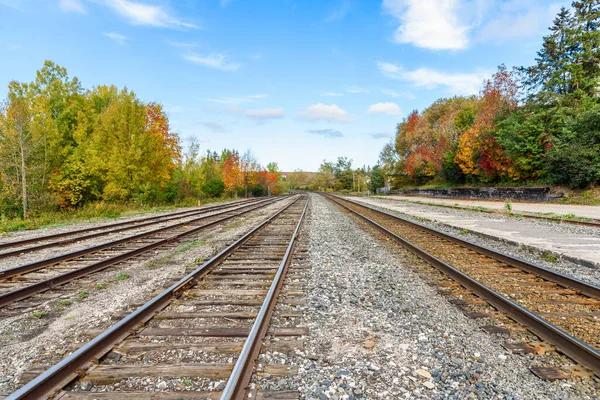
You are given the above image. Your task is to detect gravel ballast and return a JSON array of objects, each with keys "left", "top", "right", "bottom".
[
  {"left": 290, "top": 194, "right": 592, "bottom": 399},
  {"left": 347, "top": 196, "right": 600, "bottom": 287}
]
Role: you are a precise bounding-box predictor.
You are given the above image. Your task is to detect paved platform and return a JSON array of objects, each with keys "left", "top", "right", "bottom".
[
  {"left": 348, "top": 196, "right": 600, "bottom": 268},
  {"left": 387, "top": 195, "right": 600, "bottom": 220}
]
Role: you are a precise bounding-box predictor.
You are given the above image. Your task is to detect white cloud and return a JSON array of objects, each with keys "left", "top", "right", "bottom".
[
  {"left": 201, "top": 122, "right": 228, "bottom": 133},
  {"left": 347, "top": 87, "right": 368, "bottom": 94},
  {"left": 381, "top": 89, "right": 400, "bottom": 98},
  {"left": 382, "top": 0, "right": 469, "bottom": 50},
  {"left": 323, "top": 92, "right": 343, "bottom": 97},
  {"left": 207, "top": 94, "right": 267, "bottom": 104},
  {"left": 105, "top": 0, "right": 196, "bottom": 29},
  {"left": 184, "top": 53, "right": 240, "bottom": 71},
  {"left": 367, "top": 102, "right": 403, "bottom": 116},
  {"left": 244, "top": 108, "right": 285, "bottom": 120},
  {"left": 382, "top": 0, "right": 561, "bottom": 50},
  {"left": 103, "top": 32, "right": 128, "bottom": 45},
  {"left": 226, "top": 107, "right": 285, "bottom": 121},
  {"left": 299, "top": 103, "right": 352, "bottom": 123},
  {"left": 0, "top": 40, "right": 22, "bottom": 50},
  {"left": 60, "top": 0, "right": 85, "bottom": 13},
  {"left": 477, "top": 0, "right": 561, "bottom": 43},
  {"left": 307, "top": 129, "right": 344, "bottom": 138},
  {"left": 381, "top": 88, "right": 416, "bottom": 100},
  {"left": 325, "top": 1, "right": 351, "bottom": 22},
  {"left": 370, "top": 132, "right": 393, "bottom": 139},
  {"left": 167, "top": 41, "right": 198, "bottom": 49},
  {"left": 378, "top": 61, "right": 491, "bottom": 95},
  {"left": 0, "top": 0, "right": 26, "bottom": 11}
]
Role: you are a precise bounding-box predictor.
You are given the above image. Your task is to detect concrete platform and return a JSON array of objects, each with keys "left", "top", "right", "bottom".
[
  {"left": 388, "top": 195, "right": 600, "bottom": 220},
  {"left": 348, "top": 196, "right": 600, "bottom": 268}
]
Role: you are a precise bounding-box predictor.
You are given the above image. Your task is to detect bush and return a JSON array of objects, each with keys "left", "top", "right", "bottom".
[
  {"left": 202, "top": 178, "right": 225, "bottom": 198},
  {"left": 547, "top": 146, "right": 600, "bottom": 188}
]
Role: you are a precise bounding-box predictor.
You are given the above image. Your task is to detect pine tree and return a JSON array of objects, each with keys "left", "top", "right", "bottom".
[{"left": 571, "top": 0, "right": 600, "bottom": 96}]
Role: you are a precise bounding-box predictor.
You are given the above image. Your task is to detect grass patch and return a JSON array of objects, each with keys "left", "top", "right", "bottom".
[
  {"left": 95, "top": 283, "right": 108, "bottom": 290},
  {"left": 184, "top": 379, "right": 192, "bottom": 386},
  {"left": 460, "top": 228, "right": 469, "bottom": 234},
  {"left": 31, "top": 311, "right": 47, "bottom": 319},
  {"left": 77, "top": 290, "right": 89, "bottom": 301},
  {"left": 175, "top": 239, "right": 206, "bottom": 254},
  {"left": 224, "top": 216, "right": 252, "bottom": 231},
  {"left": 55, "top": 300, "right": 72, "bottom": 311},
  {"left": 541, "top": 252, "right": 559, "bottom": 263},
  {"left": 0, "top": 196, "right": 235, "bottom": 235},
  {"left": 147, "top": 255, "right": 172, "bottom": 270},
  {"left": 116, "top": 273, "right": 130, "bottom": 281}
]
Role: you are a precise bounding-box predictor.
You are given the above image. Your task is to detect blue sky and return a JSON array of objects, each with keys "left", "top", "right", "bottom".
[{"left": 0, "top": 0, "right": 568, "bottom": 171}]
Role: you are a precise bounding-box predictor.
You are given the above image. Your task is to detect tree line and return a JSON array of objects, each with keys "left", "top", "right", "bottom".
[
  {"left": 380, "top": 0, "right": 600, "bottom": 189},
  {"left": 0, "top": 61, "right": 283, "bottom": 219},
  {"left": 285, "top": 157, "right": 385, "bottom": 193}
]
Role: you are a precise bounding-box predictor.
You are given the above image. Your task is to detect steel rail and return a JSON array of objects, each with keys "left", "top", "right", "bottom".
[
  {"left": 0, "top": 196, "right": 287, "bottom": 308},
  {"left": 0, "top": 197, "right": 279, "bottom": 282},
  {"left": 5, "top": 195, "right": 302, "bottom": 400},
  {"left": 0, "top": 198, "right": 258, "bottom": 251},
  {"left": 221, "top": 196, "right": 308, "bottom": 399},
  {"left": 332, "top": 194, "right": 600, "bottom": 299},
  {"left": 0, "top": 198, "right": 266, "bottom": 259},
  {"left": 325, "top": 194, "right": 600, "bottom": 376}
]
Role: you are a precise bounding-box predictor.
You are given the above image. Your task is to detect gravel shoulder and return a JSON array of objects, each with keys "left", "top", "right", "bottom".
[
  {"left": 291, "top": 193, "right": 593, "bottom": 399},
  {"left": 346, "top": 196, "right": 600, "bottom": 285},
  {"left": 0, "top": 197, "right": 293, "bottom": 393}
]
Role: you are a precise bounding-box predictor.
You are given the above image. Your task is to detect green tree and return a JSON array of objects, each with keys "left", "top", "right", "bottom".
[{"left": 368, "top": 165, "right": 385, "bottom": 192}]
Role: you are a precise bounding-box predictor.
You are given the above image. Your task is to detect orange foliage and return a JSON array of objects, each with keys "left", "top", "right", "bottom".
[
  {"left": 222, "top": 152, "right": 241, "bottom": 192},
  {"left": 455, "top": 66, "right": 518, "bottom": 179}
]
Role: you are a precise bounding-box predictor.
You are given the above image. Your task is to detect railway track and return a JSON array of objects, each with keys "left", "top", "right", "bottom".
[
  {"left": 325, "top": 194, "right": 600, "bottom": 378},
  {"left": 0, "top": 198, "right": 262, "bottom": 260},
  {"left": 7, "top": 195, "right": 309, "bottom": 399},
  {"left": 0, "top": 196, "right": 290, "bottom": 312}
]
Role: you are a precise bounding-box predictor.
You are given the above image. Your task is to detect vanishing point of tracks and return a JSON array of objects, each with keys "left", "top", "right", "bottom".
[
  {"left": 325, "top": 194, "right": 600, "bottom": 379},
  {"left": 0, "top": 196, "right": 289, "bottom": 313},
  {"left": 7, "top": 194, "right": 309, "bottom": 399}
]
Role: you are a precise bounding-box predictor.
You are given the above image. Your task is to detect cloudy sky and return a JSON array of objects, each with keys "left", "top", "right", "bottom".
[{"left": 0, "top": 0, "right": 567, "bottom": 171}]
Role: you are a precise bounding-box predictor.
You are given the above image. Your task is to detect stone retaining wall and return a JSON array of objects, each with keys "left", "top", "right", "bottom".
[{"left": 394, "top": 187, "right": 563, "bottom": 202}]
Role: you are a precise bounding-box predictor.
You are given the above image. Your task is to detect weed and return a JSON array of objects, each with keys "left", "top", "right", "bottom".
[
  {"left": 147, "top": 255, "right": 172, "bottom": 269},
  {"left": 31, "top": 311, "right": 47, "bottom": 319},
  {"left": 460, "top": 228, "right": 469, "bottom": 235},
  {"left": 504, "top": 200, "right": 512, "bottom": 213},
  {"left": 96, "top": 283, "right": 107, "bottom": 290},
  {"left": 224, "top": 216, "right": 252, "bottom": 231},
  {"left": 116, "top": 273, "right": 130, "bottom": 281},
  {"left": 55, "top": 300, "right": 72, "bottom": 311},
  {"left": 77, "top": 290, "right": 89, "bottom": 301},
  {"left": 541, "top": 252, "right": 559, "bottom": 263},
  {"left": 184, "top": 379, "right": 193, "bottom": 386},
  {"left": 175, "top": 240, "right": 206, "bottom": 254}
]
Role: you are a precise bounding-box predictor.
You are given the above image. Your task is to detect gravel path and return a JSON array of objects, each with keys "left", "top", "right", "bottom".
[
  {"left": 0, "top": 197, "right": 293, "bottom": 393},
  {"left": 292, "top": 194, "right": 592, "bottom": 399},
  {"left": 347, "top": 196, "right": 600, "bottom": 287}
]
